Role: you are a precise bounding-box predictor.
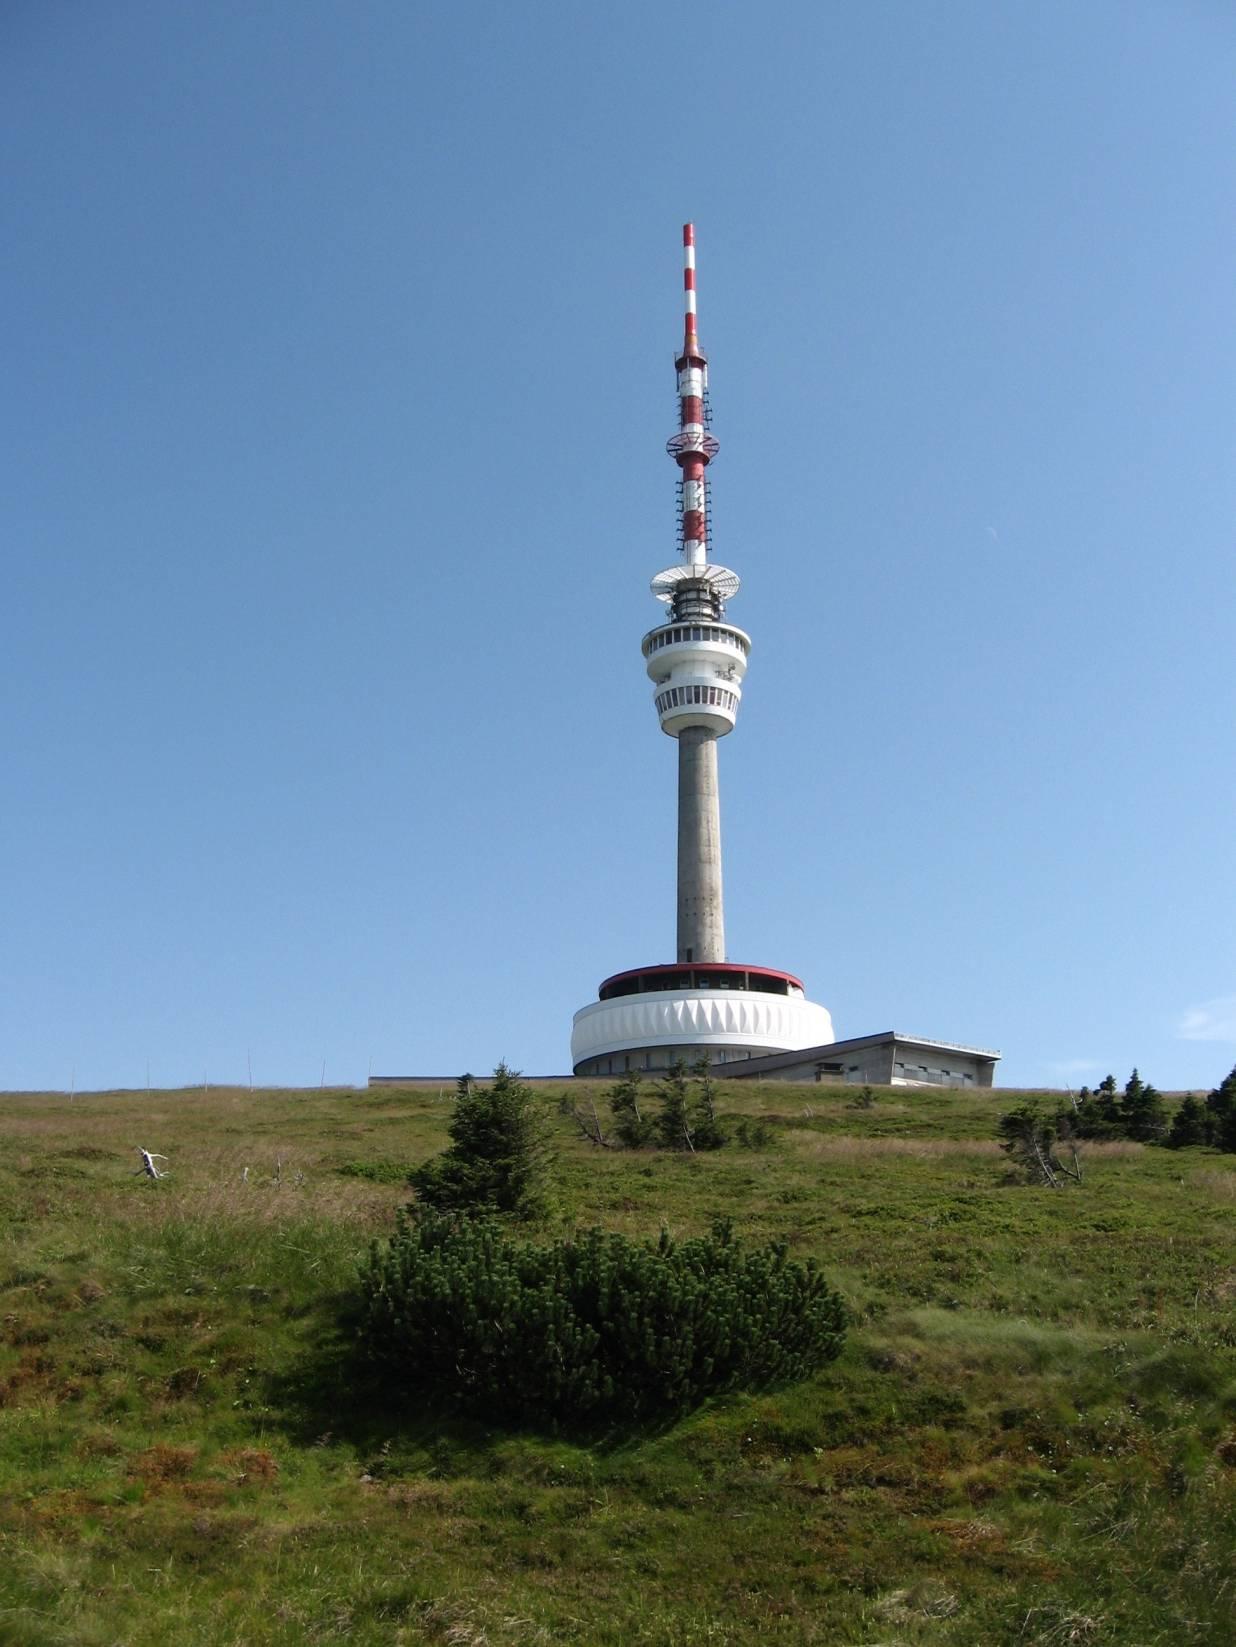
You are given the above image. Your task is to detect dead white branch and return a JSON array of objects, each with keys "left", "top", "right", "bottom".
[
  {"left": 572, "top": 1096, "right": 611, "bottom": 1147},
  {"left": 1031, "top": 1135, "right": 1060, "bottom": 1188}
]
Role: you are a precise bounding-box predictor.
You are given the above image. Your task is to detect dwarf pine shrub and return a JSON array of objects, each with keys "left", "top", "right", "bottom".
[{"left": 359, "top": 1212, "right": 846, "bottom": 1423}]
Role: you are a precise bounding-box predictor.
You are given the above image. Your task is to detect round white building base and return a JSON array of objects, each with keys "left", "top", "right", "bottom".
[{"left": 571, "top": 967, "right": 834, "bottom": 1077}]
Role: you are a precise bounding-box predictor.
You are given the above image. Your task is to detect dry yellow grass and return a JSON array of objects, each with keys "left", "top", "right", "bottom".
[
  {"left": 1190, "top": 1167, "right": 1236, "bottom": 1201},
  {"left": 1078, "top": 1139, "right": 1150, "bottom": 1159},
  {"left": 787, "top": 1132, "right": 1003, "bottom": 1159},
  {"left": 786, "top": 1132, "right": 1148, "bottom": 1163},
  {"left": 101, "top": 1164, "right": 405, "bottom": 1232},
  {"left": 0, "top": 1088, "right": 425, "bottom": 1234}
]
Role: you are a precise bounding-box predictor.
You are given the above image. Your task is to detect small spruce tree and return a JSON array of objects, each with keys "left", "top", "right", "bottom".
[
  {"left": 1072, "top": 1075, "right": 1124, "bottom": 1139},
  {"left": 1095, "top": 1074, "right": 1120, "bottom": 1126},
  {"left": 1166, "top": 1094, "right": 1211, "bottom": 1150},
  {"left": 409, "top": 1063, "right": 552, "bottom": 1217},
  {"left": 689, "top": 1056, "right": 726, "bottom": 1151},
  {"left": 608, "top": 1071, "right": 654, "bottom": 1149},
  {"left": 654, "top": 1058, "right": 695, "bottom": 1151},
  {"left": 608, "top": 1061, "right": 729, "bottom": 1153},
  {"left": 1206, "top": 1067, "right": 1236, "bottom": 1153},
  {"left": 1120, "top": 1068, "right": 1168, "bottom": 1143}
]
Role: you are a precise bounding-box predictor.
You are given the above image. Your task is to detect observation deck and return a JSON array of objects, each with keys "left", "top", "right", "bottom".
[{"left": 642, "top": 618, "right": 750, "bottom": 737}]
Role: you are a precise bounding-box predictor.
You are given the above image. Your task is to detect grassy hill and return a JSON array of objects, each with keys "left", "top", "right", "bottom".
[{"left": 0, "top": 1079, "right": 1233, "bottom": 1646}]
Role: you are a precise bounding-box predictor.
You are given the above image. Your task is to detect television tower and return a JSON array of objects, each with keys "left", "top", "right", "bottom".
[
  {"left": 658, "top": 222, "right": 742, "bottom": 965},
  {"left": 570, "top": 225, "right": 834, "bottom": 1077}
]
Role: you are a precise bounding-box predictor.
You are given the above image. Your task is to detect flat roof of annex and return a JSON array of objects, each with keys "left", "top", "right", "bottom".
[{"left": 729, "top": 1031, "right": 1002, "bottom": 1078}]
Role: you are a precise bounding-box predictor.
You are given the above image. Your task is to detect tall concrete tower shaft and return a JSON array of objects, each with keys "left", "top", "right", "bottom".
[{"left": 677, "top": 727, "right": 724, "bottom": 962}]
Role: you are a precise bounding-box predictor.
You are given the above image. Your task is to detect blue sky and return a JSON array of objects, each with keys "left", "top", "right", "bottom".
[{"left": 3, "top": 1, "right": 1234, "bottom": 1092}]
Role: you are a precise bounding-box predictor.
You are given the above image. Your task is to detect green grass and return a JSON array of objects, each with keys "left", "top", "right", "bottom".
[{"left": 0, "top": 1080, "right": 1234, "bottom": 1645}]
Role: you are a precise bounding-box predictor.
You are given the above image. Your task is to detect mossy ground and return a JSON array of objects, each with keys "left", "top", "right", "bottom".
[{"left": 0, "top": 1080, "right": 1233, "bottom": 1645}]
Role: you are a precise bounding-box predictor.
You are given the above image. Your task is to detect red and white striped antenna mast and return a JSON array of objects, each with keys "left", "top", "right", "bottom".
[
  {"left": 681, "top": 221, "right": 702, "bottom": 361},
  {"left": 655, "top": 224, "right": 737, "bottom": 607}
]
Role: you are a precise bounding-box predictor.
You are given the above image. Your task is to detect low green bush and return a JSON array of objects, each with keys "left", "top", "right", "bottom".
[
  {"left": 359, "top": 1211, "right": 846, "bottom": 1423},
  {"left": 335, "top": 1159, "right": 416, "bottom": 1183}
]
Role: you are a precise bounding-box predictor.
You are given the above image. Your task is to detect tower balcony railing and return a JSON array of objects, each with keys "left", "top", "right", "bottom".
[
  {"left": 642, "top": 622, "right": 749, "bottom": 660},
  {"left": 654, "top": 683, "right": 740, "bottom": 719}
]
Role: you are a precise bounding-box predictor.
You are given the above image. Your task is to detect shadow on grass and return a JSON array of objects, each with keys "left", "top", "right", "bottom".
[{"left": 263, "top": 1289, "right": 689, "bottom": 1468}]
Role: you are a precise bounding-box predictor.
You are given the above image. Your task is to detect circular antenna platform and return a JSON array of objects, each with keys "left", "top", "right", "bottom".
[
  {"left": 666, "top": 431, "right": 720, "bottom": 460},
  {"left": 650, "top": 564, "right": 741, "bottom": 604}
]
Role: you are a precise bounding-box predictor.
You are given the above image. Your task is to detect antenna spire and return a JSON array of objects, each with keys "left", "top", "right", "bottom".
[
  {"left": 679, "top": 222, "right": 706, "bottom": 364},
  {"left": 664, "top": 223, "right": 721, "bottom": 579}
]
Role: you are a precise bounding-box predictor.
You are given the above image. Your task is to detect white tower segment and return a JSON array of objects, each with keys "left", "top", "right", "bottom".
[{"left": 642, "top": 608, "right": 749, "bottom": 738}]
